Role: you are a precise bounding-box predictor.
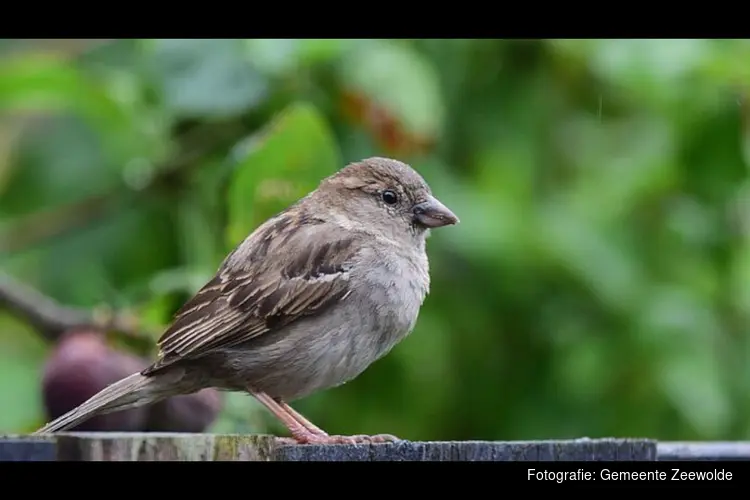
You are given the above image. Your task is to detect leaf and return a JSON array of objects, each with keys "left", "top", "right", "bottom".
[
  {"left": 538, "top": 204, "right": 644, "bottom": 314},
  {"left": 700, "top": 39, "right": 750, "bottom": 87},
  {"left": 1, "top": 197, "right": 176, "bottom": 310},
  {"left": 244, "top": 39, "right": 346, "bottom": 76},
  {"left": 635, "top": 287, "right": 731, "bottom": 437},
  {"left": 0, "top": 53, "right": 145, "bottom": 164},
  {"left": 0, "top": 115, "right": 116, "bottom": 213},
  {"left": 0, "top": 117, "right": 30, "bottom": 198},
  {"left": 552, "top": 39, "right": 715, "bottom": 111},
  {"left": 558, "top": 115, "right": 678, "bottom": 224},
  {"left": 146, "top": 39, "right": 268, "bottom": 118},
  {"left": 658, "top": 348, "right": 730, "bottom": 438},
  {"left": 209, "top": 391, "right": 270, "bottom": 434},
  {"left": 0, "top": 314, "right": 50, "bottom": 433},
  {"left": 227, "top": 101, "right": 341, "bottom": 246},
  {"left": 175, "top": 160, "right": 227, "bottom": 272},
  {"left": 338, "top": 40, "right": 444, "bottom": 149}
]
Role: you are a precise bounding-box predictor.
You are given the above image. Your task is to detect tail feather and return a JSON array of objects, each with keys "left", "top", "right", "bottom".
[{"left": 34, "top": 372, "right": 157, "bottom": 434}]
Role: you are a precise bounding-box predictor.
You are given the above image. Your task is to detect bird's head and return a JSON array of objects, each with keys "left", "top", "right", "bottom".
[{"left": 316, "top": 157, "right": 459, "bottom": 244}]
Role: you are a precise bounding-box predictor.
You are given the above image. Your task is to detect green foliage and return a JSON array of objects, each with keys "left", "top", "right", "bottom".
[
  {"left": 0, "top": 314, "right": 48, "bottom": 433},
  {"left": 339, "top": 40, "right": 445, "bottom": 140},
  {"left": 227, "top": 101, "right": 341, "bottom": 246},
  {"left": 0, "top": 53, "right": 146, "bottom": 164},
  {"left": 1, "top": 39, "right": 750, "bottom": 441},
  {"left": 146, "top": 39, "right": 269, "bottom": 119}
]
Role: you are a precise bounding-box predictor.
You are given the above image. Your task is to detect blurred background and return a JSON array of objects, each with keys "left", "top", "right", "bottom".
[{"left": 1, "top": 38, "right": 750, "bottom": 442}]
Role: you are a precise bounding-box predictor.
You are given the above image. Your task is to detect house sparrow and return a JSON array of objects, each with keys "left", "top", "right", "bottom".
[{"left": 34, "top": 156, "right": 459, "bottom": 444}]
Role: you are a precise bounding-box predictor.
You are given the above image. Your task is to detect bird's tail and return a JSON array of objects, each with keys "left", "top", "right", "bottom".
[{"left": 34, "top": 372, "right": 161, "bottom": 434}]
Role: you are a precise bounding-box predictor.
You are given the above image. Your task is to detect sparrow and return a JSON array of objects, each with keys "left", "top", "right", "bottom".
[{"left": 34, "top": 156, "right": 459, "bottom": 444}]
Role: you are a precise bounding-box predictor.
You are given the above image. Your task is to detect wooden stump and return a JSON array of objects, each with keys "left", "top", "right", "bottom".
[{"left": 0, "top": 434, "right": 658, "bottom": 461}]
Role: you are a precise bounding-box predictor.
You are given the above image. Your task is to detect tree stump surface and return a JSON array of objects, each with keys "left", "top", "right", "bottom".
[
  {"left": 657, "top": 441, "right": 750, "bottom": 461},
  {"left": 0, "top": 434, "right": 663, "bottom": 461},
  {"left": 4, "top": 434, "right": 750, "bottom": 461}
]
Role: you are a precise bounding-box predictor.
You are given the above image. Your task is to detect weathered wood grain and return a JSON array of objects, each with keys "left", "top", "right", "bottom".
[
  {"left": 657, "top": 441, "right": 750, "bottom": 461},
  {"left": 0, "top": 433, "right": 276, "bottom": 461},
  {"left": 0, "top": 434, "right": 658, "bottom": 461},
  {"left": 56, "top": 433, "right": 276, "bottom": 461},
  {"left": 274, "top": 438, "right": 657, "bottom": 461}
]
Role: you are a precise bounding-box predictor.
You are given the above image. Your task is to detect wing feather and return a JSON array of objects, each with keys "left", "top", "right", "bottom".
[{"left": 143, "top": 212, "right": 359, "bottom": 375}]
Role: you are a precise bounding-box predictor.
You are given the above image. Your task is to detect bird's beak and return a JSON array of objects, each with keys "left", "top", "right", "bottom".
[{"left": 413, "top": 196, "right": 460, "bottom": 228}]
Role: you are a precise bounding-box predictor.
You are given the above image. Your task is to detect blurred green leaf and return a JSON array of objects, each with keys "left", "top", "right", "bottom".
[
  {"left": 558, "top": 115, "right": 678, "bottom": 224},
  {"left": 2, "top": 197, "right": 176, "bottom": 309},
  {"left": 1, "top": 115, "right": 116, "bottom": 213},
  {"left": 0, "top": 117, "right": 27, "bottom": 197},
  {"left": 0, "top": 314, "right": 49, "bottom": 433},
  {"left": 339, "top": 40, "right": 445, "bottom": 141},
  {"left": 244, "top": 39, "right": 346, "bottom": 76},
  {"left": 658, "top": 347, "right": 730, "bottom": 438},
  {"left": 147, "top": 267, "right": 214, "bottom": 299},
  {"left": 633, "top": 286, "right": 730, "bottom": 437},
  {"left": 208, "top": 391, "right": 268, "bottom": 434},
  {"left": 147, "top": 39, "right": 268, "bottom": 118},
  {"left": 227, "top": 101, "right": 340, "bottom": 246},
  {"left": 695, "top": 39, "right": 750, "bottom": 87},
  {"left": 175, "top": 162, "right": 226, "bottom": 272},
  {"left": 0, "top": 53, "right": 149, "bottom": 162},
  {"left": 299, "top": 39, "right": 348, "bottom": 64},
  {"left": 539, "top": 204, "right": 644, "bottom": 314}
]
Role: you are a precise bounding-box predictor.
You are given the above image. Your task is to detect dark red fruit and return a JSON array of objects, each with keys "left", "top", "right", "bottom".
[
  {"left": 41, "top": 330, "right": 149, "bottom": 432},
  {"left": 145, "top": 388, "right": 223, "bottom": 433}
]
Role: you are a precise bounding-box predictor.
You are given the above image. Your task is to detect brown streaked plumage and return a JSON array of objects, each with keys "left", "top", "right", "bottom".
[
  {"left": 34, "top": 157, "right": 459, "bottom": 444},
  {"left": 146, "top": 220, "right": 357, "bottom": 373}
]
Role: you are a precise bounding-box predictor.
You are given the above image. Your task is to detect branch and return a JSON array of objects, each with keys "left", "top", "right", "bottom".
[
  {"left": 0, "top": 195, "right": 113, "bottom": 254},
  {"left": 0, "top": 271, "right": 153, "bottom": 342}
]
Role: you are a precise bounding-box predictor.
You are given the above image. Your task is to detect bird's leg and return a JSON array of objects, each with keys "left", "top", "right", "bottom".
[
  {"left": 250, "top": 389, "right": 401, "bottom": 445},
  {"left": 274, "top": 398, "right": 328, "bottom": 436},
  {"left": 280, "top": 402, "right": 402, "bottom": 443},
  {"left": 250, "top": 390, "right": 324, "bottom": 443}
]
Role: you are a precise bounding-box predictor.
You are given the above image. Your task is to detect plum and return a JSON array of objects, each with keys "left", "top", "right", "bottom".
[{"left": 41, "top": 330, "right": 149, "bottom": 432}]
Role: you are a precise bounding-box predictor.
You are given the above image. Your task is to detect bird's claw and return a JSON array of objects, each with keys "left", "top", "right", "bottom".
[
  {"left": 325, "top": 433, "right": 401, "bottom": 445},
  {"left": 280, "top": 432, "right": 402, "bottom": 445}
]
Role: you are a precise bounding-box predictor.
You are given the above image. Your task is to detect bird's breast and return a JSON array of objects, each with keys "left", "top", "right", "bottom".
[
  {"left": 279, "top": 249, "right": 430, "bottom": 398},
  {"left": 351, "top": 248, "right": 430, "bottom": 353},
  {"left": 204, "top": 248, "right": 431, "bottom": 401}
]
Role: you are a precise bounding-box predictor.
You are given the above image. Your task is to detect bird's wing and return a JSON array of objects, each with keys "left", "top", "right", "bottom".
[{"left": 143, "top": 213, "right": 359, "bottom": 374}]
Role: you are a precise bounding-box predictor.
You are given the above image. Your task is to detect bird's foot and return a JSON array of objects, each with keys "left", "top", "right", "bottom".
[
  {"left": 280, "top": 431, "right": 401, "bottom": 445},
  {"left": 326, "top": 433, "right": 402, "bottom": 445}
]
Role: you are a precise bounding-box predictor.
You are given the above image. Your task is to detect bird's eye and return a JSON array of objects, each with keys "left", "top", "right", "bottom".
[{"left": 381, "top": 189, "right": 398, "bottom": 205}]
